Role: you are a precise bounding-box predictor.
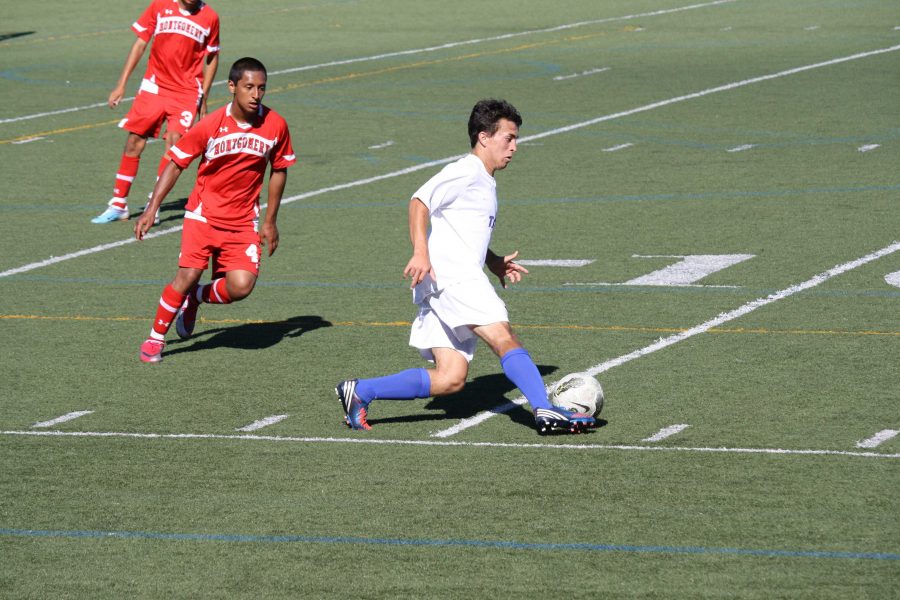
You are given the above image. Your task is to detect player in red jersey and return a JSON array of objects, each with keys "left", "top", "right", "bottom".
[
  {"left": 92, "top": 0, "right": 220, "bottom": 224},
  {"left": 134, "top": 57, "right": 297, "bottom": 363}
]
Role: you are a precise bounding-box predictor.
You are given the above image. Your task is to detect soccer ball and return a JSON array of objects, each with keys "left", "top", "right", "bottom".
[{"left": 549, "top": 372, "right": 604, "bottom": 417}]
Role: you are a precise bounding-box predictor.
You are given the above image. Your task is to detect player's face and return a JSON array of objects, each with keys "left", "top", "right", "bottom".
[
  {"left": 228, "top": 70, "right": 267, "bottom": 121},
  {"left": 480, "top": 118, "right": 519, "bottom": 174}
]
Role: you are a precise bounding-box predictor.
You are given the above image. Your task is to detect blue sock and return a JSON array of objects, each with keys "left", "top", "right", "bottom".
[
  {"left": 355, "top": 368, "right": 431, "bottom": 403},
  {"left": 500, "top": 348, "right": 551, "bottom": 410}
]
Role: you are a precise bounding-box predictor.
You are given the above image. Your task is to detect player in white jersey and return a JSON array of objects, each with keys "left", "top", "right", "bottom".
[{"left": 336, "top": 99, "right": 596, "bottom": 435}]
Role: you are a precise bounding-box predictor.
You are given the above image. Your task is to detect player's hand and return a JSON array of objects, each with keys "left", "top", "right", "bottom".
[
  {"left": 134, "top": 210, "right": 155, "bottom": 241},
  {"left": 108, "top": 85, "right": 126, "bottom": 109},
  {"left": 488, "top": 250, "right": 528, "bottom": 288},
  {"left": 403, "top": 252, "right": 434, "bottom": 288},
  {"left": 260, "top": 223, "right": 279, "bottom": 256}
]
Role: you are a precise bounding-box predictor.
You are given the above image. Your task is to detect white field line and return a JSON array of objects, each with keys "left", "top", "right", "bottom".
[
  {"left": 0, "top": 226, "right": 179, "bottom": 278},
  {"left": 0, "top": 101, "right": 112, "bottom": 125},
  {"left": 727, "top": 144, "right": 755, "bottom": 152},
  {"left": 566, "top": 282, "right": 741, "bottom": 289},
  {"left": 856, "top": 430, "right": 899, "bottom": 449},
  {"left": 554, "top": 67, "right": 611, "bottom": 81},
  {"left": 4, "top": 44, "right": 898, "bottom": 280},
  {"left": 625, "top": 253, "right": 754, "bottom": 286},
  {"left": 2, "top": 429, "right": 898, "bottom": 459},
  {"left": 11, "top": 137, "right": 45, "bottom": 145},
  {"left": 0, "top": 0, "right": 736, "bottom": 125},
  {"left": 433, "top": 241, "right": 900, "bottom": 438},
  {"left": 236, "top": 414, "right": 290, "bottom": 432},
  {"left": 518, "top": 43, "right": 900, "bottom": 145},
  {"left": 517, "top": 259, "right": 596, "bottom": 267},
  {"left": 368, "top": 140, "right": 395, "bottom": 150},
  {"left": 644, "top": 424, "right": 690, "bottom": 442},
  {"left": 858, "top": 144, "right": 880, "bottom": 153},
  {"left": 603, "top": 143, "right": 635, "bottom": 152},
  {"left": 32, "top": 411, "right": 94, "bottom": 428}
]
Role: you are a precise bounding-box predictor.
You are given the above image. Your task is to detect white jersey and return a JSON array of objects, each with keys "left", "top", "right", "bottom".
[{"left": 411, "top": 153, "right": 497, "bottom": 302}]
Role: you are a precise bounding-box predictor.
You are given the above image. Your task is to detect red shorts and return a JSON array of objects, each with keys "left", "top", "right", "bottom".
[
  {"left": 178, "top": 217, "right": 261, "bottom": 277},
  {"left": 119, "top": 82, "right": 200, "bottom": 139}
]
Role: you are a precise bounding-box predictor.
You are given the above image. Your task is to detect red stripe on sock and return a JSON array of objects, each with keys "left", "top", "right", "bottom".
[
  {"left": 113, "top": 155, "right": 140, "bottom": 201},
  {"left": 201, "top": 278, "right": 232, "bottom": 305}
]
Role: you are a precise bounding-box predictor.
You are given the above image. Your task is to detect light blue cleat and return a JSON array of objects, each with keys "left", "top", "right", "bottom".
[{"left": 91, "top": 205, "right": 129, "bottom": 224}]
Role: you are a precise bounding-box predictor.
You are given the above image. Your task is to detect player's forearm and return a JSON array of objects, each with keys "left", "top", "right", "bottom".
[
  {"left": 147, "top": 161, "right": 183, "bottom": 212},
  {"left": 201, "top": 54, "right": 219, "bottom": 98},
  {"left": 263, "top": 169, "right": 287, "bottom": 226},
  {"left": 408, "top": 198, "right": 430, "bottom": 256}
]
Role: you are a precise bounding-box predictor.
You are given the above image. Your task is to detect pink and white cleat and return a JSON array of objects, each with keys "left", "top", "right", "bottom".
[{"left": 139, "top": 338, "right": 165, "bottom": 363}]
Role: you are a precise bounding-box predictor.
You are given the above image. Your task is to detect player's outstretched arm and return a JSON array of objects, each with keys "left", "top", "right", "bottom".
[
  {"left": 486, "top": 249, "right": 528, "bottom": 288},
  {"left": 260, "top": 168, "right": 287, "bottom": 256},
  {"left": 403, "top": 198, "right": 433, "bottom": 288},
  {"left": 109, "top": 38, "right": 148, "bottom": 108}
]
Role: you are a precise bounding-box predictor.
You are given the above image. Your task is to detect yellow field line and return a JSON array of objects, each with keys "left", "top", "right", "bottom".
[
  {"left": 0, "top": 32, "right": 598, "bottom": 145},
  {"left": 268, "top": 40, "right": 558, "bottom": 94},
  {"left": 2, "top": 313, "right": 897, "bottom": 337},
  {"left": 2, "top": 118, "right": 122, "bottom": 144}
]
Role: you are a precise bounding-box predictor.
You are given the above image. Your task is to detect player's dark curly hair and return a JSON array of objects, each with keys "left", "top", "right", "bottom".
[
  {"left": 229, "top": 57, "right": 267, "bottom": 83},
  {"left": 467, "top": 99, "right": 522, "bottom": 148}
]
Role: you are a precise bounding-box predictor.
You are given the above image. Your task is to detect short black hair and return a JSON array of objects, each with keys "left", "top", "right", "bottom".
[
  {"left": 229, "top": 57, "right": 267, "bottom": 84},
  {"left": 467, "top": 99, "right": 522, "bottom": 148}
]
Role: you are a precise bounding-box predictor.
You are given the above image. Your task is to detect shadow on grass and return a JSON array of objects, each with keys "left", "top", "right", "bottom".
[
  {"left": 0, "top": 32, "right": 35, "bottom": 42},
  {"left": 165, "top": 315, "right": 332, "bottom": 356},
  {"left": 129, "top": 197, "right": 188, "bottom": 225}
]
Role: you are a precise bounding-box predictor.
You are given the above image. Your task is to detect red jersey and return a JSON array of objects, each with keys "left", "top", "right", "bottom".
[
  {"left": 168, "top": 103, "right": 297, "bottom": 230},
  {"left": 133, "top": 0, "right": 220, "bottom": 95}
]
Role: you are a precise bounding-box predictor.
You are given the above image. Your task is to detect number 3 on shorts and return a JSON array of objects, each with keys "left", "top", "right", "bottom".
[{"left": 245, "top": 244, "right": 259, "bottom": 264}]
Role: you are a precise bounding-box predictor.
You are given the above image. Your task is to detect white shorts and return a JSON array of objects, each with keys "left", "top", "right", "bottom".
[{"left": 408, "top": 278, "right": 509, "bottom": 362}]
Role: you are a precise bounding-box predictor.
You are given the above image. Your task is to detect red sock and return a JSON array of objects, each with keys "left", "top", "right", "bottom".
[
  {"left": 111, "top": 155, "right": 140, "bottom": 208},
  {"left": 200, "top": 278, "right": 232, "bottom": 305},
  {"left": 149, "top": 284, "right": 187, "bottom": 340}
]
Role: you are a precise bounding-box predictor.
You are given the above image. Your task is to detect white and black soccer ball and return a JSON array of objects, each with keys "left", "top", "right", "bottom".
[{"left": 549, "top": 372, "right": 604, "bottom": 417}]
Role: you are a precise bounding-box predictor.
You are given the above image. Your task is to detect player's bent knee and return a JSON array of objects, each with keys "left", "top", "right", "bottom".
[
  {"left": 226, "top": 271, "right": 257, "bottom": 301},
  {"left": 443, "top": 375, "right": 466, "bottom": 394},
  {"left": 432, "top": 376, "right": 465, "bottom": 396},
  {"left": 430, "top": 365, "right": 468, "bottom": 395},
  {"left": 228, "top": 284, "right": 254, "bottom": 301}
]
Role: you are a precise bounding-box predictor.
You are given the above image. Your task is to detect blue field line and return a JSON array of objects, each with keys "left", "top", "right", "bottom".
[
  {"left": 2, "top": 528, "right": 898, "bottom": 561},
  {"left": 2, "top": 183, "right": 898, "bottom": 213}
]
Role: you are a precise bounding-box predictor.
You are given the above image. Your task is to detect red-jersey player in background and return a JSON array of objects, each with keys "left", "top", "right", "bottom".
[
  {"left": 92, "top": 0, "right": 220, "bottom": 224},
  {"left": 134, "top": 57, "right": 296, "bottom": 363}
]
